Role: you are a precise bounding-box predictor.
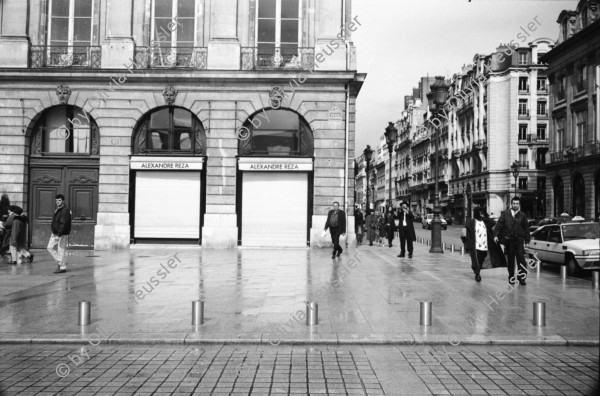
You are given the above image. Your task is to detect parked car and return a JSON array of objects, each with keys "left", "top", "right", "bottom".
[
  {"left": 422, "top": 214, "right": 447, "bottom": 230},
  {"left": 414, "top": 213, "right": 423, "bottom": 224},
  {"left": 444, "top": 215, "right": 453, "bottom": 225},
  {"left": 525, "top": 221, "right": 600, "bottom": 275}
]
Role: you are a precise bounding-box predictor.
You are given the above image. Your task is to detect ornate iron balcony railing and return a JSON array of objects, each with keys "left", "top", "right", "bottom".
[
  {"left": 241, "top": 47, "right": 314, "bottom": 70},
  {"left": 30, "top": 46, "right": 101, "bottom": 68},
  {"left": 133, "top": 45, "right": 207, "bottom": 69}
]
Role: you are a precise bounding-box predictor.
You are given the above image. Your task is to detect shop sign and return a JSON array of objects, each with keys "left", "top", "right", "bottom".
[
  {"left": 131, "top": 161, "right": 203, "bottom": 170},
  {"left": 240, "top": 162, "right": 312, "bottom": 171}
]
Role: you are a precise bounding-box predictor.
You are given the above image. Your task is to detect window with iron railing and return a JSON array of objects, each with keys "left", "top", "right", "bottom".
[
  {"left": 519, "top": 150, "right": 528, "bottom": 165},
  {"left": 255, "top": 0, "right": 300, "bottom": 68},
  {"left": 519, "top": 124, "right": 528, "bottom": 141},
  {"left": 537, "top": 101, "right": 547, "bottom": 116},
  {"left": 537, "top": 78, "right": 548, "bottom": 92},
  {"left": 537, "top": 124, "right": 547, "bottom": 140},
  {"left": 518, "top": 99, "right": 529, "bottom": 116}
]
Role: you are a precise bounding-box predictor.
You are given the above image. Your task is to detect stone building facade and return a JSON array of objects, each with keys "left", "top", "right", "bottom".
[
  {"left": 541, "top": 0, "right": 600, "bottom": 221},
  {"left": 0, "top": 0, "right": 364, "bottom": 249}
]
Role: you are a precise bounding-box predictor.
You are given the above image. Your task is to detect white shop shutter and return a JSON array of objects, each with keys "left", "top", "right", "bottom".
[
  {"left": 242, "top": 172, "right": 308, "bottom": 247},
  {"left": 134, "top": 171, "right": 201, "bottom": 238}
]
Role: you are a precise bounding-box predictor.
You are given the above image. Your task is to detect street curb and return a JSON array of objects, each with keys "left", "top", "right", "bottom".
[{"left": 1, "top": 337, "right": 598, "bottom": 346}]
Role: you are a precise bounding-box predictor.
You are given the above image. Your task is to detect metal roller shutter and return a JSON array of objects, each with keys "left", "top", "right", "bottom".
[
  {"left": 134, "top": 171, "right": 201, "bottom": 238},
  {"left": 242, "top": 172, "right": 308, "bottom": 247}
]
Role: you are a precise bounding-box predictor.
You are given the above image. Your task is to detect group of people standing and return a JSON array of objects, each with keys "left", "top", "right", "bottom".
[
  {"left": 354, "top": 201, "right": 417, "bottom": 258},
  {"left": 0, "top": 193, "right": 72, "bottom": 274}
]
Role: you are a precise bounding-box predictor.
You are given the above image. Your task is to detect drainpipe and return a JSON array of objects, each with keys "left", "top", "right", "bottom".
[
  {"left": 596, "top": 66, "right": 600, "bottom": 141},
  {"left": 342, "top": 0, "right": 350, "bottom": 224}
]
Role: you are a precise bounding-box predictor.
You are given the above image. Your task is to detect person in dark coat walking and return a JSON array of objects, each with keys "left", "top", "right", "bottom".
[
  {"left": 493, "top": 196, "right": 531, "bottom": 285},
  {"left": 7, "top": 206, "right": 33, "bottom": 265},
  {"left": 396, "top": 201, "right": 416, "bottom": 258},
  {"left": 355, "top": 207, "right": 365, "bottom": 245},
  {"left": 48, "top": 194, "right": 72, "bottom": 274},
  {"left": 462, "top": 208, "right": 506, "bottom": 282},
  {"left": 364, "top": 209, "right": 378, "bottom": 246},
  {"left": 324, "top": 201, "right": 346, "bottom": 259},
  {"left": 384, "top": 207, "right": 396, "bottom": 247}
]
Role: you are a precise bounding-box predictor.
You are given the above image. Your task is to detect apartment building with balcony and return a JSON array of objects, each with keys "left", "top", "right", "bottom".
[
  {"left": 0, "top": 0, "right": 365, "bottom": 249},
  {"left": 541, "top": 0, "right": 600, "bottom": 221},
  {"left": 444, "top": 40, "right": 552, "bottom": 224}
]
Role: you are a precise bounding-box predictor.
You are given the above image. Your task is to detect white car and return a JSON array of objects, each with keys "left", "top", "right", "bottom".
[
  {"left": 525, "top": 222, "right": 600, "bottom": 275},
  {"left": 422, "top": 214, "right": 447, "bottom": 230}
]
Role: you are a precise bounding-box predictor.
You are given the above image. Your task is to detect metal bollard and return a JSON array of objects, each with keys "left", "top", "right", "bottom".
[
  {"left": 420, "top": 301, "right": 432, "bottom": 326},
  {"left": 78, "top": 301, "right": 91, "bottom": 326},
  {"left": 460, "top": 247, "right": 465, "bottom": 255},
  {"left": 533, "top": 301, "right": 546, "bottom": 327},
  {"left": 593, "top": 271, "right": 599, "bottom": 289},
  {"left": 442, "top": 242, "right": 446, "bottom": 251},
  {"left": 560, "top": 266, "right": 567, "bottom": 280},
  {"left": 306, "top": 301, "right": 318, "bottom": 325},
  {"left": 451, "top": 244, "right": 455, "bottom": 253},
  {"left": 192, "top": 300, "right": 204, "bottom": 325}
]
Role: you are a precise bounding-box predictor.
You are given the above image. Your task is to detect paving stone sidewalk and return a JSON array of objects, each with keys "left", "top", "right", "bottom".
[
  {"left": 0, "top": 242, "right": 598, "bottom": 345},
  {"left": 0, "top": 344, "right": 598, "bottom": 395}
]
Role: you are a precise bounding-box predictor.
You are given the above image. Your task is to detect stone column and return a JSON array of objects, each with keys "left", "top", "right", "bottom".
[
  {"left": 0, "top": 0, "right": 30, "bottom": 67},
  {"left": 101, "top": 0, "right": 134, "bottom": 68},
  {"left": 207, "top": 0, "right": 241, "bottom": 70}
]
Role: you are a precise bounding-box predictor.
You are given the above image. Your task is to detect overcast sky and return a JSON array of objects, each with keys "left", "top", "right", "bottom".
[{"left": 351, "top": 0, "right": 577, "bottom": 153}]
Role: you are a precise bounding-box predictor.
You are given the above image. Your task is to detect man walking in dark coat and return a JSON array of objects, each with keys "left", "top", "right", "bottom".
[
  {"left": 324, "top": 201, "right": 346, "bottom": 259},
  {"left": 494, "top": 196, "right": 530, "bottom": 285},
  {"left": 463, "top": 208, "right": 506, "bottom": 282},
  {"left": 396, "top": 201, "right": 416, "bottom": 258},
  {"left": 48, "top": 194, "right": 72, "bottom": 274}
]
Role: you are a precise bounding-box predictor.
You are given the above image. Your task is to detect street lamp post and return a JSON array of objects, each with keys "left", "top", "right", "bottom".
[
  {"left": 364, "top": 145, "right": 373, "bottom": 212},
  {"left": 428, "top": 76, "right": 450, "bottom": 254},
  {"left": 511, "top": 160, "right": 520, "bottom": 200},
  {"left": 384, "top": 122, "right": 398, "bottom": 210}
]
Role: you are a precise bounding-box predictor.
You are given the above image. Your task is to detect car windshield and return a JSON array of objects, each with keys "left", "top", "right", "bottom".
[{"left": 561, "top": 223, "right": 600, "bottom": 241}]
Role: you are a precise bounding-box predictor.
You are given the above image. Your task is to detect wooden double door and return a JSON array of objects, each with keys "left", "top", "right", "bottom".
[{"left": 29, "top": 159, "right": 99, "bottom": 249}]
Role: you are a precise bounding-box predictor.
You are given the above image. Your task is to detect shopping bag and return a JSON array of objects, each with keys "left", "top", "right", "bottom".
[{"left": 339, "top": 233, "right": 347, "bottom": 247}]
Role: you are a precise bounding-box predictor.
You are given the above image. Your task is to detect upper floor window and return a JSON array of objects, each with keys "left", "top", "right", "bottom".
[
  {"left": 518, "top": 77, "right": 528, "bottom": 92},
  {"left": 575, "top": 64, "right": 587, "bottom": 93},
  {"left": 152, "top": 0, "right": 195, "bottom": 47},
  {"left": 31, "top": 105, "right": 99, "bottom": 156},
  {"left": 238, "top": 109, "right": 313, "bottom": 157},
  {"left": 518, "top": 99, "right": 528, "bottom": 116},
  {"left": 519, "top": 177, "right": 528, "bottom": 190},
  {"left": 537, "top": 124, "right": 547, "bottom": 140},
  {"left": 519, "top": 149, "right": 528, "bottom": 165},
  {"left": 557, "top": 76, "right": 566, "bottom": 101},
  {"left": 257, "top": 0, "right": 300, "bottom": 60},
  {"left": 556, "top": 117, "right": 565, "bottom": 151},
  {"left": 133, "top": 107, "right": 206, "bottom": 155},
  {"left": 518, "top": 52, "right": 528, "bottom": 65},
  {"left": 537, "top": 101, "right": 547, "bottom": 116},
  {"left": 537, "top": 78, "right": 547, "bottom": 92},
  {"left": 574, "top": 110, "right": 588, "bottom": 146},
  {"left": 519, "top": 124, "right": 528, "bottom": 141},
  {"left": 49, "top": 0, "right": 93, "bottom": 48}
]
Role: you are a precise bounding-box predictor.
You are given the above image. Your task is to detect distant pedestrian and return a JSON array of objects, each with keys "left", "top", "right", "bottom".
[
  {"left": 377, "top": 212, "right": 386, "bottom": 246},
  {"left": 324, "top": 201, "right": 346, "bottom": 259},
  {"left": 365, "top": 209, "right": 378, "bottom": 246},
  {"left": 355, "top": 207, "right": 364, "bottom": 245},
  {"left": 462, "top": 208, "right": 506, "bottom": 282},
  {"left": 1, "top": 199, "right": 15, "bottom": 262},
  {"left": 396, "top": 201, "right": 416, "bottom": 258},
  {"left": 494, "top": 196, "right": 530, "bottom": 285},
  {"left": 48, "top": 194, "right": 72, "bottom": 274},
  {"left": 7, "top": 206, "right": 33, "bottom": 265},
  {"left": 384, "top": 207, "right": 396, "bottom": 247}
]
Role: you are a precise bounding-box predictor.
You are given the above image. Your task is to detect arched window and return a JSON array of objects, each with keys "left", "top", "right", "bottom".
[
  {"left": 31, "top": 105, "right": 99, "bottom": 155},
  {"left": 133, "top": 107, "right": 205, "bottom": 155},
  {"left": 553, "top": 176, "right": 564, "bottom": 216},
  {"left": 238, "top": 109, "right": 313, "bottom": 156},
  {"left": 572, "top": 173, "right": 585, "bottom": 216}
]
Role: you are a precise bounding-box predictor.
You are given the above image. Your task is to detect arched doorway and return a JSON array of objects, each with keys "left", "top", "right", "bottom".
[
  {"left": 130, "top": 106, "right": 207, "bottom": 243},
  {"left": 553, "top": 176, "right": 564, "bottom": 216},
  {"left": 28, "top": 105, "right": 100, "bottom": 249},
  {"left": 237, "top": 108, "right": 314, "bottom": 247},
  {"left": 572, "top": 173, "right": 585, "bottom": 217}
]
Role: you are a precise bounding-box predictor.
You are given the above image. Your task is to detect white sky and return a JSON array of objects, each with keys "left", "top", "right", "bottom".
[{"left": 352, "top": 0, "right": 578, "bottom": 152}]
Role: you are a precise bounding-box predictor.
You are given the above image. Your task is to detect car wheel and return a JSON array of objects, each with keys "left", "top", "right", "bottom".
[{"left": 565, "top": 256, "right": 581, "bottom": 276}]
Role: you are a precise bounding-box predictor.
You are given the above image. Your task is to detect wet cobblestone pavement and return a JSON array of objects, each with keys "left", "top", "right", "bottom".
[{"left": 0, "top": 344, "right": 597, "bottom": 395}]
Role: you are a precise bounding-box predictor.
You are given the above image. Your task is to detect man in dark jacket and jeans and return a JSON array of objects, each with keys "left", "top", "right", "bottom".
[
  {"left": 324, "top": 201, "right": 346, "bottom": 259},
  {"left": 48, "top": 194, "right": 72, "bottom": 274},
  {"left": 493, "top": 196, "right": 530, "bottom": 285}
]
